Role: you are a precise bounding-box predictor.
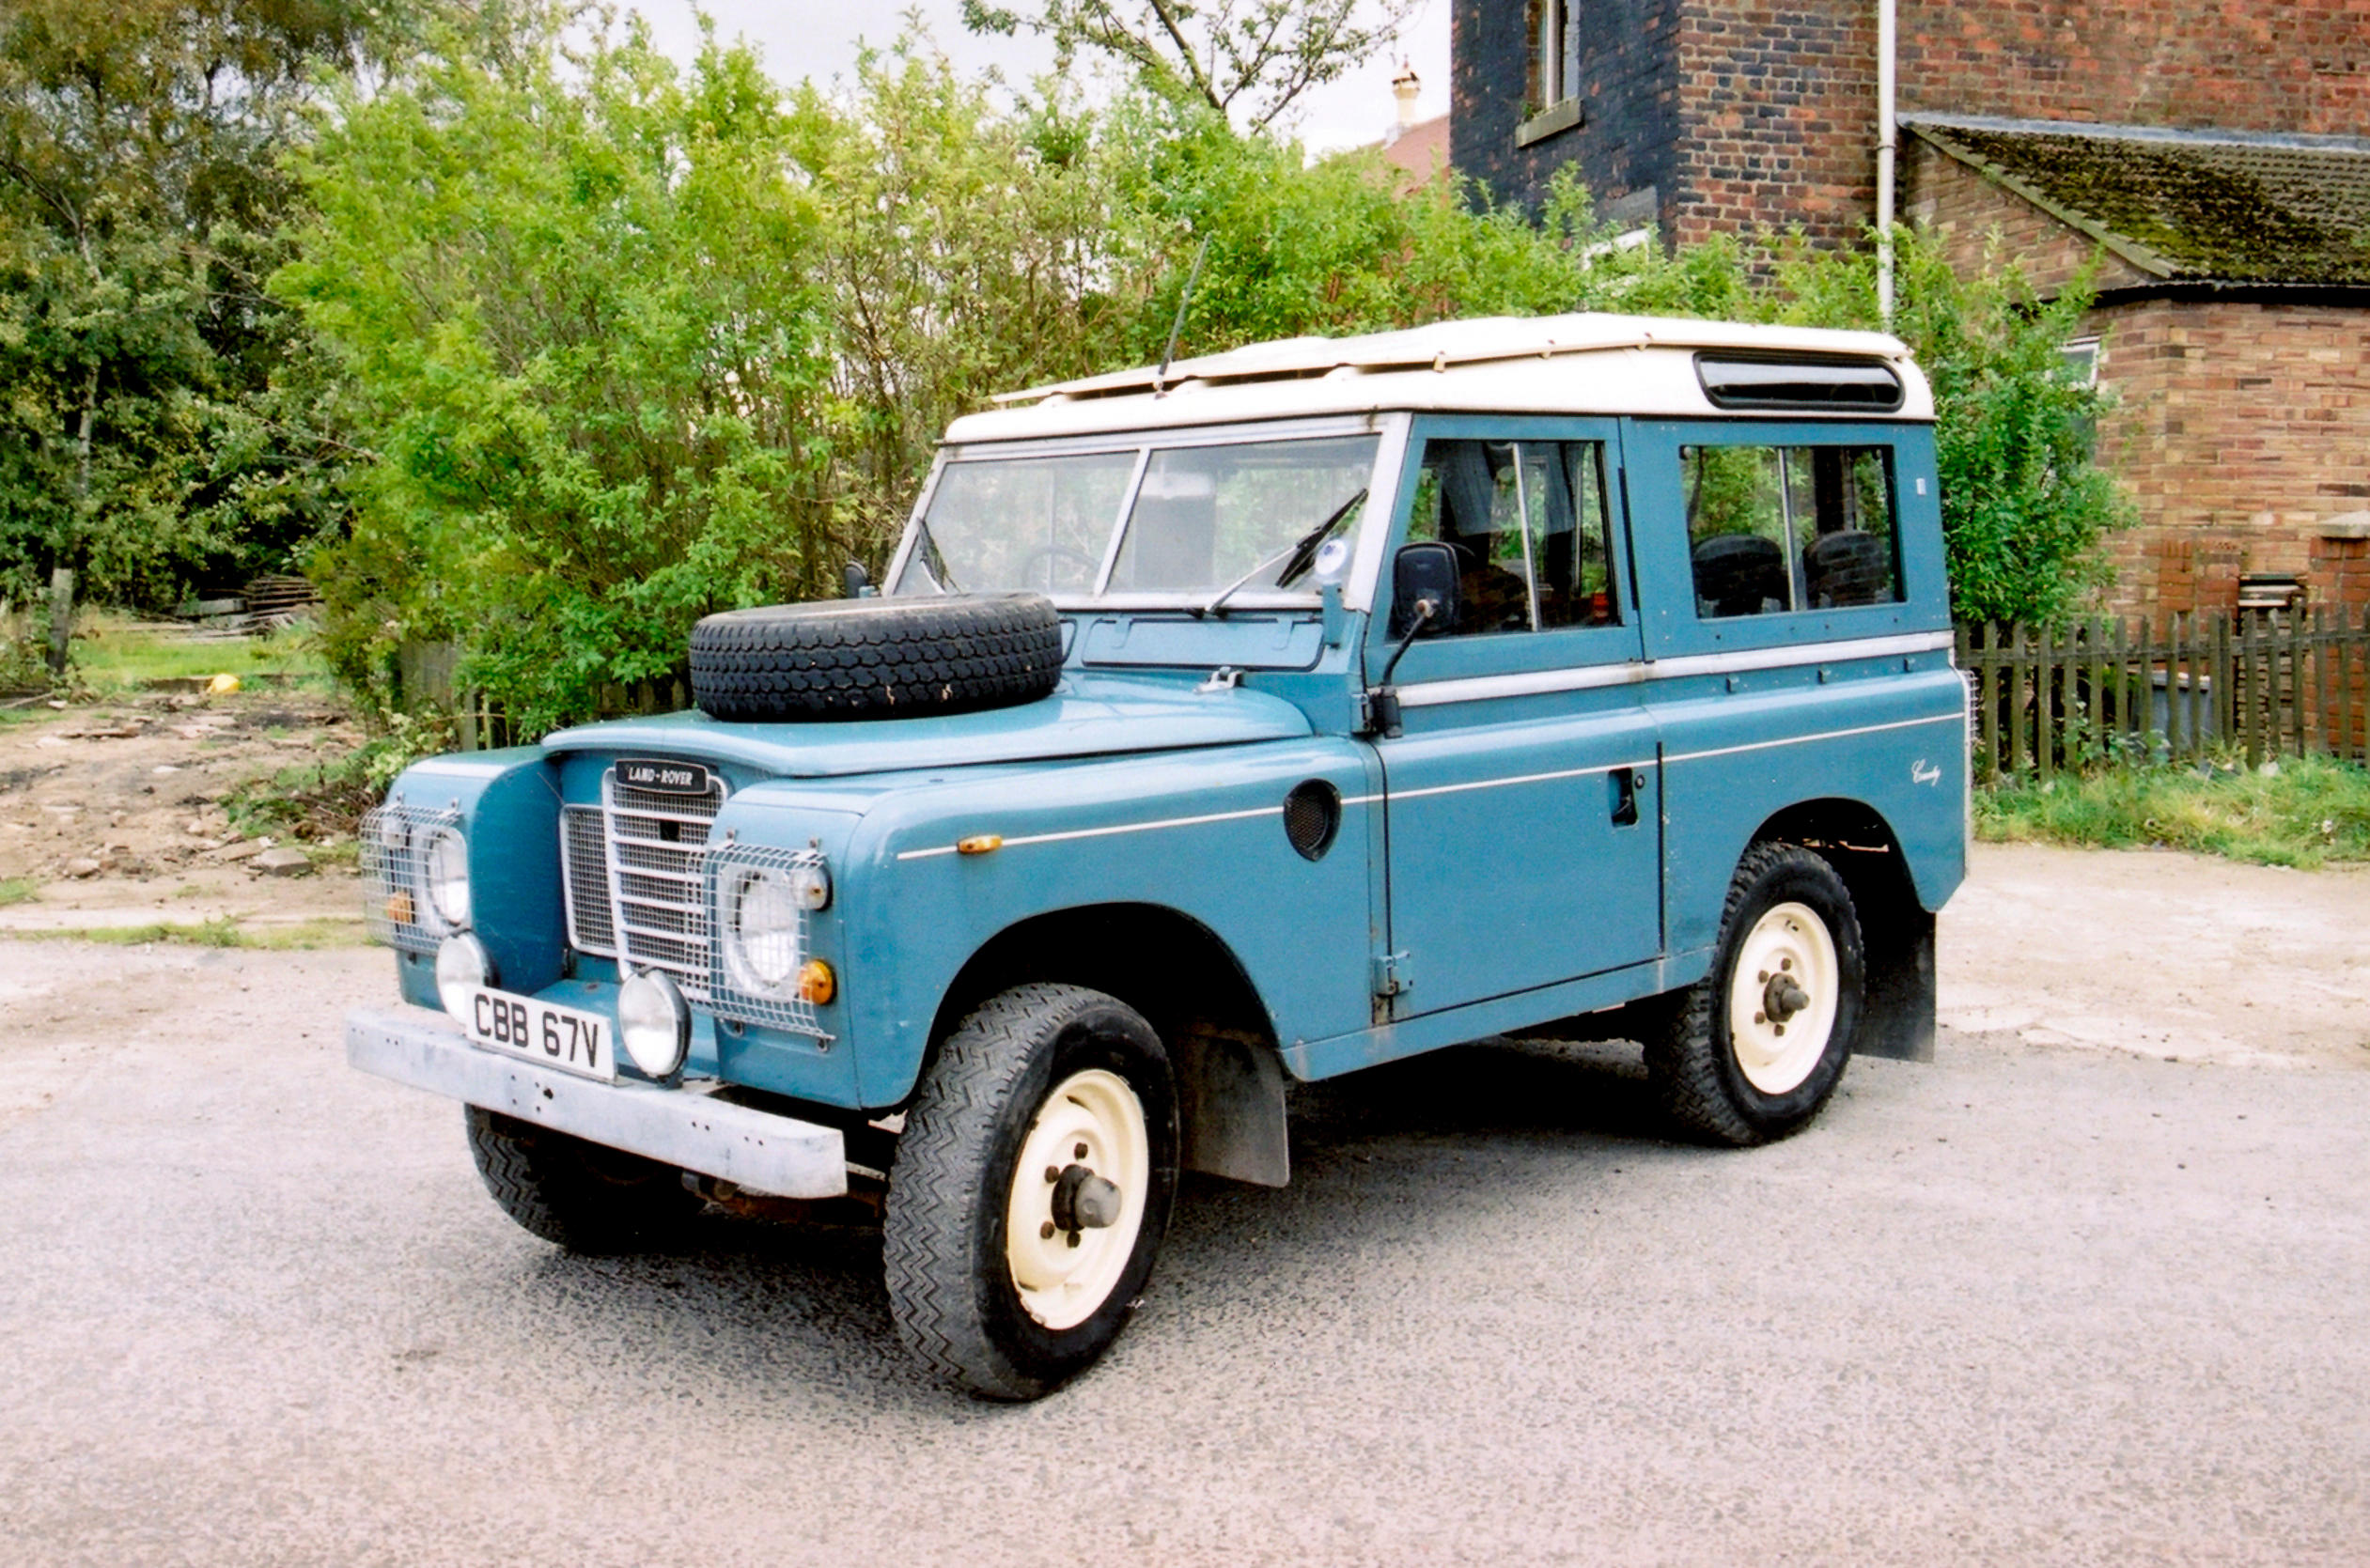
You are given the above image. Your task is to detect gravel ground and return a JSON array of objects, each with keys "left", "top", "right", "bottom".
[{"left": 0, "top": 845, "right": 2364, "bottom": 1565}]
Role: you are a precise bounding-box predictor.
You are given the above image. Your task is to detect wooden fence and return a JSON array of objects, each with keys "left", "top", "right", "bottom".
[
  {"left": 1958, "top": 609, "right": 2370, "bottom": 780},
  {"left": 452, "top": 675, "right": 688, "bottom": 753},
  {"left": 420, "top": 615, "right": 2370, "bottom": 776}
]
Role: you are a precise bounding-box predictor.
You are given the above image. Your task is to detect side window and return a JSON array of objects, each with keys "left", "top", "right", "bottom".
[
  {"left": 1404, "top": 438, "right": 1623, "bottom": 637},
  {"left": 1682, "top": 443, "right": 1900, "bottom": 618}
]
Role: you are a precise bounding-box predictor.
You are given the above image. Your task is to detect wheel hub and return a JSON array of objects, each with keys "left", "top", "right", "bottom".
[
  {"left": 1004, "top": 1068, "right": 1150, "bottom": 1330},
  {"left": 1726, "top": 902, "right": 1841, "bottom": 1095},
  {"left": 1050, "top": 1163, "right": 1125, "bottom": 1233}
]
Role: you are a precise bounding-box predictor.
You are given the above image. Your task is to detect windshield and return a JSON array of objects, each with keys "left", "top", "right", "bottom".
[{"left": 894, "top": 433, "right": 1379, "bottom": 599}]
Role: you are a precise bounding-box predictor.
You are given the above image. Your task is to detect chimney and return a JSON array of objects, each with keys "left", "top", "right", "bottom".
[{"left": 1390, "top": 59, "right": 1421, "bottom": 142}]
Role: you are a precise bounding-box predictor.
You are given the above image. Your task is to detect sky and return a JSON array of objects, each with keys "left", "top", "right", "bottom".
[{"left": 632, "top": 0, "right": 1451, "bottom": 154}]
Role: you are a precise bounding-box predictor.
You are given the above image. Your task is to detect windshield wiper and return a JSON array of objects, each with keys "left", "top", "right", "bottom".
[{"left": 1192, "top": 488, "right": 1367, "bottom": 620}]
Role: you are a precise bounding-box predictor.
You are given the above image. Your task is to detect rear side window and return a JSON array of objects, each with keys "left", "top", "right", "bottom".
[{"left": 1681, "top": 444, "right": 1901, "bottom": 618}]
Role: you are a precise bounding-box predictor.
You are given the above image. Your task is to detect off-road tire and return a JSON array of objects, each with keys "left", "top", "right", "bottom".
[
  {"left": 1645, "top": 841, "right": 1865, "bottom": 1147},
  {"left": 689, "top": 595, "right": 1063, "bottom": 722},
  {"left": 882, "top": 984, "right": 1179, "bottom": 1401},
  {"left": 464, "top": 1105, "right": 700, "bottom": 1254}
]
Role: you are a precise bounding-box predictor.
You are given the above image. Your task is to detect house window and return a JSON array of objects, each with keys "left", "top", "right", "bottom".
[
  {"left": 2060, "top": 336, "right": 2100, "bottom": 456},
  {"left": 1517, "top": 0, "right": 1583, "bottom": 145},
  {"left": 2059, "top": 337, "right": 2100, "bottom": 386},
  {"left": 1528, "top": 0, "right": 1571, "bottom": 110}
]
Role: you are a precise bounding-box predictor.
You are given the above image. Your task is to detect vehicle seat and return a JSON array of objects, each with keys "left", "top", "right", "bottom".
[
  {"left": 1803, "top": 530, "right": 1890, "bottom": 608},
  {"left": 1692, "top": 534, "right": 1787, "bottom": 617}
]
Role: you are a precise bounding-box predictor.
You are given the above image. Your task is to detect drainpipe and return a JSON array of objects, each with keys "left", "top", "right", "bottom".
[{"left": 1876, "top": 0, "right": 1897, "bottom": 324}]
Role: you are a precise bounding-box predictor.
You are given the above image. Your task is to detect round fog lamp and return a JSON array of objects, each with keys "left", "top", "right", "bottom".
[
  {"left": 423, "top": 827, "right": 471, "bottom": 930},
  {"left": 618, "top": 970, "right": 691, "bottom": 1078},
  {"left": 435, "top": 933, "right": 494, "bottom": 1018}
]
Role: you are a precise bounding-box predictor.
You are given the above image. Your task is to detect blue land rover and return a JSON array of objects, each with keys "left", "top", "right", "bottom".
[{"left": 348, "top": 313, "right": 1969, "bottom": 1399}]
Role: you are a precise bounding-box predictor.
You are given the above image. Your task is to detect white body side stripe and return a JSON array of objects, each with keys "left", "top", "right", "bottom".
[
  {"left": 1394, "top": 629, "right": 1956, "bottom": 709},
  {"left": 897, "top": 804, "right": 1283, "bottom": 861},
  {"left": 1661, "top": 711, "right": 1964, "bottom": 765},
  {"left": 895, "top": 708, "right": 1959, "bottom": 863}
]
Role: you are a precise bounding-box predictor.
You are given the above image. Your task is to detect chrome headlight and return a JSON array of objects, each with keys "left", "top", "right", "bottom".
[
  {"left": 434, "top": 933, "right": 493, "bottom": 1018},
  {"left": 618, "top": 970, "right": 690, "bottom": 1078},
  {"left": 423, "top": 827, "right": 471, "bottom": 930},
  {"left": 724, "top": 866, "right": 806, "bottom": 993}
]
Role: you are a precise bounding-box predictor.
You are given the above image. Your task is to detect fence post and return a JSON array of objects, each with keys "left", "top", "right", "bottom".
[
  {"left": 2310, "top": 606, "right": 2328, "bottom": 756},
  {"left": 2212, "top": 613, "right": 2232, "bottom": 757},
  {"left": 45, "top": 567, "right": 73, "bottom": 677},
  {"left": 2037, "top": 623, "right": 2056, "bottom": 782},
  {"left": 2085, "top": 616, "right": 2105, "bottom": 766},
  {"left": 2123, "top": 620, "right": 2142, "bottom": 757},
  {"left": 2285, "top": 610, "right": 2306, "bottom": 757},
  {"left": 1976, "top": 622, "right": 1999, "bottom": 779},
  {"left": 2237, "top": 613, "right": 2259, "bottom": 766},
  {"left": 2188, "top": 611, "right": 2205, "bottom": 762}
]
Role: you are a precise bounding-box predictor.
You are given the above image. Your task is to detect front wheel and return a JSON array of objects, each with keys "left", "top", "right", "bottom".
[
  {"left": 883, "top": 984, "right": 1178, "bottom": 1400},
  {"left": 464, "top": 1105, "right": 700, "bottom": 1253},
  {"left": 1645, "top": 842, "right": 1865, "bottom": 1146}
]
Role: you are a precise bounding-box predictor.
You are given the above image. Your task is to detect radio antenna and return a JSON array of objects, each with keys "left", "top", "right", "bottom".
[{"left": 1155, "top": 235, "right": 1211, "bottom": 395}]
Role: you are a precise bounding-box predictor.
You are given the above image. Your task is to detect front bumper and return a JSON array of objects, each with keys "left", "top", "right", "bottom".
[{"left": 346, "top": 1005, "right": 849, "bottom": 1199}]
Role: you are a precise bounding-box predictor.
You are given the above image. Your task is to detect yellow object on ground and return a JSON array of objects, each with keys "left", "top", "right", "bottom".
[{"left": 207, "top": 674, "right": 241, "bottom": 695}]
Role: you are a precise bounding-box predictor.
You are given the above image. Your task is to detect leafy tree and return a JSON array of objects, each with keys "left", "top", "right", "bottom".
[
  {"left": 785, "top": 43, "right": 1115, "bottom": 574},
  {"left": 0, "top": 0, "right": 388, "bottom": 614},
  {"left": 1762, "top": 230, "right": 2131, "bottom": 624},
  {"left": 959, "top": 0, "right": 1419, "bottom": 131},
  {"left": 279, "top": 9, "right": 838, "bottom": 734}
]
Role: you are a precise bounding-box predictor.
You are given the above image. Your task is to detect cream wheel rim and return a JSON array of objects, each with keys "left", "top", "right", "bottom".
[
  {"left": 1004, "top": 1068, "right": 1149, "bottom": 1331},
  {"left": 1727, "top": 902, "right": 1840, "bottom": 1095}
]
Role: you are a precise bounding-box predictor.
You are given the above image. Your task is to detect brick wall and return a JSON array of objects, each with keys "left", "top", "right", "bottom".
[
  {"left": 1669, "top": 2, "right": 1879, "bottom": 248},
  {"left": 1457, "top": 0, "right": 2370, "bottom": 240},
  {"left": 1895, "top": 0, "right": 2370, "bottom": 135},
  {"left": 2091, "top": 299, "right": 2370, "bottom": 618},
  {"left": 1899, "top": 138, "right": 2154, "bottom": 295},
  {"left": 1451, "top": 0, "right": 1681, "bottom": 225}
]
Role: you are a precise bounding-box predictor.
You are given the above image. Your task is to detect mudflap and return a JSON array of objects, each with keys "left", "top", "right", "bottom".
[{"left": 1852, "top": 903, "right": 1937, "bottom": 1063}]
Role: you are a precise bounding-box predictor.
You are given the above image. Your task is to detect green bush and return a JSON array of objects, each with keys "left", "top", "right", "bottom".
[{"left": 280, "top": 13, "right": 838, "bottom": 737}]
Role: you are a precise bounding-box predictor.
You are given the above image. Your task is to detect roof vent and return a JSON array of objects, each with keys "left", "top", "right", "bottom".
[{"left": 1696, "top": 354, "right": 1905, "bottom": 411}]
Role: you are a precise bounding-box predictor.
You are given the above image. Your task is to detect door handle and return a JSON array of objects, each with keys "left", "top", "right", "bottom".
[{"left": 1610, "top": 768, "right": 1645, "bottom": 827}]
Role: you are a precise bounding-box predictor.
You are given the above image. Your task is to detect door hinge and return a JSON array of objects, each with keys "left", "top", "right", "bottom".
[{"left": 1372, "top": 951, "right": 1412, "bottom": 999}]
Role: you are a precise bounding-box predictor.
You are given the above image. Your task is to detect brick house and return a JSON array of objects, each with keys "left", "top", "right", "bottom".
[{"left": 1449, "top": 0, "right": 2370, "bottom": 619}]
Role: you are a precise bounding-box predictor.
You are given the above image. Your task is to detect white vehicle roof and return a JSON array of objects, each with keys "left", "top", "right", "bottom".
[{"left": 943, "top": 312, "right": 1931, "bottom": 446}]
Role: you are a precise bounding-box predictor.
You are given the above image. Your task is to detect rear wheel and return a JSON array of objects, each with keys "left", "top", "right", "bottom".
[
  {"left": 1645, "top": 842, "right": 1864, "bottom": 1146},
  {"left": 883, "top": 984, "right": 1178, "bottom": 1400},
  {"left": 464, "top": 1105, "right": 699, "bottom": 1254}
]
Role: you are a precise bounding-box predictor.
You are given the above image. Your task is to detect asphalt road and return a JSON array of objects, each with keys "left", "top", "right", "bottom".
[{"left": 3, "top": 900, "right": 2367, "bottom": 1564}]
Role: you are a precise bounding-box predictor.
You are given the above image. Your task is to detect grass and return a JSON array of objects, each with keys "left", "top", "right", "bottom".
[
  {"left": 1977, "top": 753, "right": 2370, "bottom": 868},
  {"left": 0, "top": 877, "right": 38, "bottom": 907},
  {"left": 67, "top": 612, "right": 331, "bottom": 691},
  {"left": 0, "top": 916, "right": 367, "bottom": 950}
]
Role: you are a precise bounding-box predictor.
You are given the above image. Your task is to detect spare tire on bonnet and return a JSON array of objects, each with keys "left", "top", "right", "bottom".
[{"left": 689, "top": 594, "right": 1064, "bottom": 722}]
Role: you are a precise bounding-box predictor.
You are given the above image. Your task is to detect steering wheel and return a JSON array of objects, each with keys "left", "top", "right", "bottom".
[{"left": 1014, "top": 544, "right": 1100, "bottom": 592}]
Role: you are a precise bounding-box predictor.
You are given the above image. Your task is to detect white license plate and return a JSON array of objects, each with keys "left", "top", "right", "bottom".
[{"left": 460, "top": 986, "right": 616, "bottom": 1082}]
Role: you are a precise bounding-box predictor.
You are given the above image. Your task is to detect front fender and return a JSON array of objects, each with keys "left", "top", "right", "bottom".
[
  {"left": 834, "top": 740, "right": 1380, "bottom": 1109},
  {"left": 381, "top": 750, "right": 565, "bottom": 1008}
]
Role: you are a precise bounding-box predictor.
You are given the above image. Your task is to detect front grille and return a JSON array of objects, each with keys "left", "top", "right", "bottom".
[
  {"left": 560, "top": 806, "right": 615, "bottom": 954},
  {"left": 556, "top": 766, "right": 725, "bottom": 1001}
]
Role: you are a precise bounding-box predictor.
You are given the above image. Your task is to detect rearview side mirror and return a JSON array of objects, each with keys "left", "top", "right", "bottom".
[{"left": 1388, "top": 542, "right": 1461, "bottom": 640}]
